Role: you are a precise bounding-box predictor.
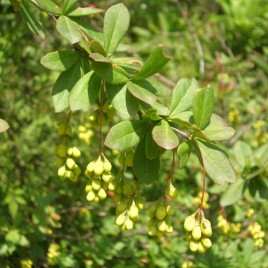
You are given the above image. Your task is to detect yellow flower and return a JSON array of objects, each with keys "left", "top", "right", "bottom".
[{"left": 246, "top": 209, "right": 254, "bottom": 218}]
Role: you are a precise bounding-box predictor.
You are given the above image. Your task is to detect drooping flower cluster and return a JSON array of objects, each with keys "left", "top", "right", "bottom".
[
  {"left": 85, "top": 155, "right": 113, "bottom": 202},
  {"left": 248, "top": 222, "right": 265, "bottom": 248},
  {"left": 147, "top": 182, "right": 177, "bottom": 236},
  {"left": 184, "top": 210, "right": 212, "bottom": 253},
  {"left": 217, "top": 214, "right": 241, "bottom": 234},
  {"left": 56, "top": 118, "right": 81, "bottom": 182}
]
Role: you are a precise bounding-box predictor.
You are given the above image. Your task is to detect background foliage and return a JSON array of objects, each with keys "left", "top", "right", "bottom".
[{"left": 0, "top": 0, "right": 267, "bottom": 267}]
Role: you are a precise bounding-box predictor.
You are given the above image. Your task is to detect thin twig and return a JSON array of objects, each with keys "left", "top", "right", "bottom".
[
  {"left": 228, "top": 112, "right": 266, "bottom": 146},
  {"left": 98, "top": 81, "right": 105, "bottom": 154},
  {"left": 174, "top": 0, "right": 205, "bottom": 76},
  {"left": 171, "top": 127, "right": 189, "bottom": 139},
  {"left": 54, "top": 231, "right": 92, "bottom": 241},
  {"left": 58, "top": 204, "right": 94, "bottom": 214},
  {"left": 216, "top": 33, "right": 243, "bottom": 84},
  {"left": 227, "top": 124, "right": 252, "bottom": 146},
  {"left": 193, "top": 140, "right": 206, "bottom": 222},
  {"left": 29, "top": 0, "right": 57, "bottom": 21},
  {"left": 155, "top": 73, "right": 176, "bottom": 88}
]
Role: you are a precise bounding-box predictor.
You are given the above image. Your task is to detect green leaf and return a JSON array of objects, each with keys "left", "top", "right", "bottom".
[
  {"left": 103, "top": 3, "right": 130, "bottom": 56},
  {"left": 249, "top": 251, "right": 266, "bottom": 265},
  {"left": 233, "top": 141, "right": 253, "bottom": 170},
  {"left": 5, "top": 229, "right": 29, "bottom": 247},
  {"left": 170, "top": 78, "right": 198, "bottom": 117},
  {"left": 146, "top": 77, "right": 171, "bottom": 97},
  {"left": 18, "top": 235, "right": 30, "bottom": 247},
  {"left": 104, "top": 120, "right": 146, "bottom": 152},
  {"left": 89, "top": 41, "right": 106, "bottom": 56},
  {"left": 91, "top": 61, "right": 129, "bottom": 85},
  {"left": 8, "top": 200, "right": 18, "bottom": 219},
  {"left": 35, "top": 0, "right": 62, "bottom": 15},
  {"left": 134, "top": 45, "right": 170, "bottom": 80},
  {"left": 145, "top": 129, "right": 165, "bottom": 159},
  {"left": 68, "top": 6, "right": 104, "bottom": 17},
  {"left": 79, "top": 38, "right": 91, "bottom": 54},
  {"left": 112, "top": 57, "right": 142, "bottom": 71},
  {"left": 142, "top": 110, "right": 162, "bottom": 121},
  {"left": 52, "top": 62, "right": 82, "bottom": 113},
  {"left": 40, "top": 51, "right": 80, "bottom": 71},
  {"left": 133, "top": 139, "right": 160, "bottom": 184},
  {"left": 192, "top": 86, "right": 214, "bottom": 129},
  {"left": 106, "top": 84, "right": 139, "bottom": 118},
  {"left": 203, "top": 114, "right": 235, "bottom": 141},
  {"left": 256, "top": 143, "right": 268, "bottom": 166},
  {"left": 0, "top": 119, "right": 9, "bottom": 133},
  {"left": 144, "top": 101, "right": 170, "bottom": 116},
  {"left": 152, "top": 120, "right": 179, "bottom": 149},
  {"left": 78, "top": 23, "right": 104, "bottom": 45},
  {"left": 249, "top": 179, "right": 268, "bottom": 202},
  {"left": 127, "top": 81, "right": 158, "bottom": 105},
  {"left": 63, "top": 0, "right": 78, "bottom": 14},
  {"left": 196, "top": 139, "right": 237, "bottom": 185},
  {"left": 168, "top": 111, "right": 194, "bottom": 129},
  {"left": 220, "top": 179, "right": 246, "bottom": 206},
  {"left": 56, "top": 16, "right": 82, "bottom": 44},
  {"left": 132, "top": 79, "right": 167, "bottom": 97},
  {"left": 5, "top": 230, "right": 20, "bottom": 244},
  {"left": 20, "top": 2, "right": 45, "bottom": 39},
  {"left": 15, "top": 196, "right": 27, "bottom": 205},
  {"left": 69, "top": 71, "right": 101, "bottom": 111},
  {"left": 89, "top": 53, "right": 111, "bottom": 63},
  {"left": 80, "top": 55, "right": 91, "bottom": 73},
  {"left": 177, "top": 141, "right": 192, "bottom": 168}
]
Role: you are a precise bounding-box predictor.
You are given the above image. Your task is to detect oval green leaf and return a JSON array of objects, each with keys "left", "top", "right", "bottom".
[
  {"left": 35, "top": 0, "right": 62, "bottom": 15},
  {"left": 69, "top": 71, "right": 101, "bottom": 111},
  {"left": 56, "top": 16, "right": 82, "bottom": 44},
  {"left": 40, "top": 51, "right": 80, "bottom": 71},
  {"left": 104, "top": 120, "right": 146, "bottom": 152},
  {"left": 170, "top": 78, "right": 198, "bottom": 117},
  {"left": 133, "top": 139, "right": 160, "bottom": 184},
  {"left": 192, "top": 86, "right": 214, "bottom": 130},
  {"left": 52, "top": 63, "right": 82, "bottom": 112},
  {"left": 203, "top": 114, "right": 235, "bottom": 141},
  {"left": 127, "top": 81, "right": 158, "bottom": 105},
  {"left": 152, "top": 120, "right": 179, "bottom": 149},
  {"left": 145, "top": 129, "right": 165, "bottom": 159},
  {"left": 177, "top": 141, "right": 192, "bottom": 168},
  {"left": 106, "top": 84, "right": 139, "bottom": 118},
  {"left": 91, "top": 62, "right": 129, "bottom": 85},
  {"left": 220, "top": 179, "right": 246, "bottom": 206},
  {"left": 68, "top": 7, "right": 104, "bottom": 17},
  {"left": 134, "top": 45, "right": 170, "bottom": 80},
  {"left": 196, "top": 139, "right": 237, "bottom": 185},
  {"left": 103, "top": 3, "right": 130, "bottom": 56}
]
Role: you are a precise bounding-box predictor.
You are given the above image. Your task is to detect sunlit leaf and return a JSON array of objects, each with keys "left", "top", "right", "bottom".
[
  {"left": 152, "top": 120, "right": 179, "bottom": 149},
  {"left": 56, "top": 16, "right": 82, "bottom": 44},
  {"left": 103, "top": 4, "right": 130, "bottom": 56},
  {"left": 192, "top": 86, "right": 214, "bottom": 129},
  {"left": 196, "top": 139, "right": 237, "bottom": 185},
  {"left": 105, "top": 120, "right": 146, "bottom": 151},
  {"left": 40, "top": 51, "right": 80, "bottom": 71},
  {"left": 133, "top": 139, "right": 160, "bottom": 184}
]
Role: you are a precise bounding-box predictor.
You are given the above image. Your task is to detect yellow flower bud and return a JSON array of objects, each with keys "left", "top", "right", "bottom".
[
  {"left": 156, "top": 205, "right": 167, "bottom": 221},
  {"left": 192, "top": 225, "right": 202, "bottom": 240},
  {"left": 189, "top": 240, "right": 199, "bottom": 252},
  {"left": 184, "top": 215, "right": 196, "bottom": 232}
]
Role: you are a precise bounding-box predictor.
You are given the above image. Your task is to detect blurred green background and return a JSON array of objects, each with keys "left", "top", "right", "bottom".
[{"left": 0, "top": 0, "right": 268, "bottom": 267}]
